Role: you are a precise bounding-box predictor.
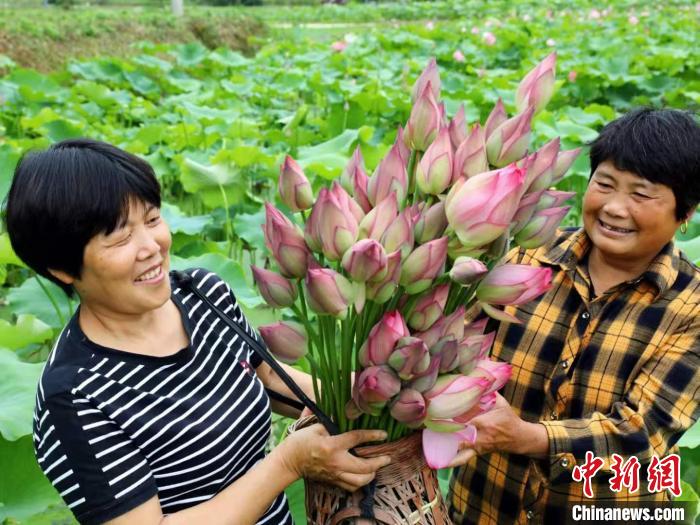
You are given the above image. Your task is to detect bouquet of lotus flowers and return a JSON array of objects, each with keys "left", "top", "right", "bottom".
[{"left": 253, "top": 53, "right": 580, "bottom": 469}]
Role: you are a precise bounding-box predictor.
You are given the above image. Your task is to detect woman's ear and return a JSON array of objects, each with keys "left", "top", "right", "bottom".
[{"left": 47, "top": 268, "right": 75, "bottom": 285}]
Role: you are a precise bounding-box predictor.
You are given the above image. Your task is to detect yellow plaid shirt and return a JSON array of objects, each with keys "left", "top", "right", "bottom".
[{"left": 449, "top": 228, "right": 700, "bottom": 524}]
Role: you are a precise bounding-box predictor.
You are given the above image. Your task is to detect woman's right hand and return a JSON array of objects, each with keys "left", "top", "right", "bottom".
[{"left": 277, "top": 424, "right": 392, "bottom": 492}]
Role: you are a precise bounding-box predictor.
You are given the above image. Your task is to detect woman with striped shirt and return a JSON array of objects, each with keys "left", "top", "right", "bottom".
[{"left": 5, "top": 139, "right": 391, "bottom": 525}]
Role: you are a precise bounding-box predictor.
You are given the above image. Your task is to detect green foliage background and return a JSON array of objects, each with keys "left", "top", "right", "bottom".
[{"left": 0, "top": 1, "right": 699, "bottom": 522}]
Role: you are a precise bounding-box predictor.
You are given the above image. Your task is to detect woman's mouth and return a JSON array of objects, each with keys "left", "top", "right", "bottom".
[
  {"left": 135, "top": 264, "right": 163, "bottom": 283},
  {"left": 598, "top": 219, "right": 635, "bottom": 235}
]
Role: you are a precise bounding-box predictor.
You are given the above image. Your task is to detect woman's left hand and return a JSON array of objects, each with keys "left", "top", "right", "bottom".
[{"left": 446, "top": 393, "right": 549, "bottom": 468}]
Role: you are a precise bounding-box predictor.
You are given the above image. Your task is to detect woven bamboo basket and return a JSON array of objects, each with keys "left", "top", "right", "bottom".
[{"left": 288, "top": 417, "right": 451, "bottom": 525}]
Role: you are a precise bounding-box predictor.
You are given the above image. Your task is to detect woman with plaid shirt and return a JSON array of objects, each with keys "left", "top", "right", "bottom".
[{"left": 448, "top": 109, "right": 700, "bottom": 524}]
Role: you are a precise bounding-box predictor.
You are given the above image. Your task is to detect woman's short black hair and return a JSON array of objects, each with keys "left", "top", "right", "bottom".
[
  {"left": 4, "top": 138, "right": 161, "bottom": 296},
  {"left": 589, "top": 108, "right": 700, "bottom": 221}
]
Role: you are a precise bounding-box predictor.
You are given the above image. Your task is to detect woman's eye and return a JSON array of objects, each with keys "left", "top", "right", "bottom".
[
  {"left": 116, "top": 233, "right": 132, "bottom": 245},
  {"left": 633, "top": 193, "right": 650, "bottom": 199},
  {"left": 596, "top": 182, "right": 612, "bottom": 189},
  {"left": 148, "top": 215, "right": 161, "bottom": 225}
]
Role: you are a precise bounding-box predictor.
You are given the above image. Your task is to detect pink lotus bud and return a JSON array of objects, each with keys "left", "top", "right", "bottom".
[
  {"left": 340, "top": 146, "right": 366, "bottom": 195},
  {"left": 365, "top": 250, "right": 402, "bottom": 303},
  {"left": 409, "top": 356, "right": 441, "bottom": 393},
  {"left": 359, "top": 193, "right": 398, "bottom": 241},
  {"left": 258, "top": 321, "right": 307, "bottom": 364},
  {"left": 484, "top": 98, "right": 507, "bottom": 140},
  {"left": 546, "top": 38, "right": 556, "bottom": 47},
  {"left": 414, "top": 201, "right": 448, "bottom": 244},
  {"left": 445, "top": 164, "right": 527, "bottom": 250},
  {"left": 476, "top": 264, "right": 552, "bottom": 305},
  {"left": 411, "top": 57, "right": 441, "bottom": 104},
  {"left": 381, "top": 207, "right": 414, "bottom": 259},
  {"left": 514, "top": 206, "right": 571, "bottom": 249},
  {"left": 390, "top": 389, "right": 427, "bottom": 427},
  {"left": 453, "top": 124, "right": 488, "bottom": 179},
  {"left": 450, "top": 256, "right": 488, "bottom": 285},
  {"left": 524, "top": 138, "right": 560, "bottom": 192},
  {"left": 452, "top": 49, "right": 466, "bottom": 63},
  {"left": 472, "top": 359, "right": 512, "bottom": 395},
  {"left": 431, "top": 335, "right": 460, "bottom": 373},
  {"left": 416, "top": 128, "right": 453, "bottom": 195},
  {"left": 399, "top": 236, "right": 448, "bottom": 294},
  {"left": 263, "top": 203, "right": 309, "bottom": 278},
  {"left": 550, "top": 147, "right": 582, "bottom": 183},
  {"left": 388, "top": 337, "right": 430, "bottom": 380},
  {"left": 483, "top": 32, "right": 497, "bottom": 46},
  {"left": 486, "top": 107, "right": 535, "bottom": 167},
  {"left": 408, "top": 284, "right": 449, "bottom": 331},
  {"left": 304, "top": 267, "right": 355, "bottom": 319},
  {"left": 394, "top": 125, "right": 411, "bottom": 165},
  {"left": 535, "top": 190, "right": 576, "bottom": 212},
  {"left": 251, "top": 265, "right": 298, "bottom": 308},
  {"left": 416, "top": 305, "right": 465, "bottom": 349},
  {"left": 341, "top": 239, "right": 388, "bottom": 282},
  {"left": 448, "top": 105, "right": 468, "bottom": 149},
  {"left": 368, "top": 143, "right": 408, "bottom": 207},
  {"left": 568, "top": 70, "right": 577, "bottom": 82},
  {"left": 628, "top": 15, "right": 639, "bottom": 25},
  {"left": 471, "top": 26, "right": 479, "bottom": 34},
  {"left": 425, "top": 375, "right": 490, "bottom": 420},
  {"left": 279, "top": 156, "right": 314, "bottom": 212},
  {"left": 457, "top": 331, "right": 496, "bottom": 374},
  {"left": 352, "top": 365, "right": 402, "bottom": 416},
  {"left": 313, "top": 183, "right": 362, "bottom": 261},
  {"left": 464, "top": 318, "right": 488, "bottom": 338},
  {"left": 358, "top": 310, "right": 410, "bottom": 367},
  {"left": 405, "top": 82, "right": 441, "bottom": 152},
  {"left": 331, "top": 40, "right": 347, "bottom": 52},
  {"left": 511, "top": 190, "right": 544, "bottom": 235},
  {"left": 351, "top": 166, "right": 372, "bottom": 213}
]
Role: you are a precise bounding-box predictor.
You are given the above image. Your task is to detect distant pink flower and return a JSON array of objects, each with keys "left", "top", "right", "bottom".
[
  {"left": 546, "top": 38, "right": 556, "bottom": 46},
  {"left": 589, "top": 8, "right": 601, "bottom": 19},
  {"left": 453, "top": 50, "right": 465, "bottom": 62},
  {"left": 628, "top": 15, "right": 639, "bottom": 24},
  {"left": 483, "top": 32, "right": 497, "bottom": 46},
  {"left": 331, "top": 41, "right": 347, "bottom": 52},
  {"left": 471, "top": 26, "right": 480, "bottom": 35},
  {"left": 426, "top": 21, "right": 435, "bottom": 30},
  {"left": 568, "top": 70, "right": 577, "bottom": 82}
]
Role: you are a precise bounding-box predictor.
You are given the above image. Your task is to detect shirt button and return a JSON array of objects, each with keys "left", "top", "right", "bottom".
[
  {"left": 561, "top": 458, "right": 570, "bottom": 468},
  {"left": 581, "top": 311, "right": 590, "bottom": 320},
  {"left": 561, "top": 360, "right": 569, "bottom": 369},
  {"left": 550, "top": 411, "right": 558, "bottom": 420},
  {"left": 526, "top": 510, "right": 534, "bottom": 520}
]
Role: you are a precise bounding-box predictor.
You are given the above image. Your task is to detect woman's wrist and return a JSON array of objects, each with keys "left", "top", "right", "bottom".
[{"left": 515, "top": 421, "right": 549, "bottom": 458}]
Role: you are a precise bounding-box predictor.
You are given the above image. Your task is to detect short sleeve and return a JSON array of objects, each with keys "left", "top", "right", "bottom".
[{"left": 35, "top": 393, "right": 158, "bottom": 524}]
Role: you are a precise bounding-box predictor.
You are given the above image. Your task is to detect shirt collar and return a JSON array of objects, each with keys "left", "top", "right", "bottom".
[{"left": 534, "top": 228, "right": 679, "bottom": 298}]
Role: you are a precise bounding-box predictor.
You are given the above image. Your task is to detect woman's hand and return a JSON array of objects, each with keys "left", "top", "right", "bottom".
[
  {"left": 277, "top": 424, "right": 391, "bottom": 492},
  {"left": 447, "top": 393, "right": 549, "bottom": 468}
]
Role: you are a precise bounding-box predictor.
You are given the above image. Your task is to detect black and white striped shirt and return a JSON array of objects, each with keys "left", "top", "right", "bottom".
[{"left": 33, "top": 269, "right": 292, "bottom": 524}]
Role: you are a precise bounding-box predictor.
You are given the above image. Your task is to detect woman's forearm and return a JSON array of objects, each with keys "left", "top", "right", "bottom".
[{"left": 258, "top": 362, "right": 315, "bottom": 418}]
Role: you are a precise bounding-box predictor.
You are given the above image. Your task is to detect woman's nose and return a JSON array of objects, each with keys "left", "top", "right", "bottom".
[
  {"left": 601, "top": 194, "right": 630, "bottom": 218},
  {"left": 136, "top": 229, "right": 162, "bottom": 258}
]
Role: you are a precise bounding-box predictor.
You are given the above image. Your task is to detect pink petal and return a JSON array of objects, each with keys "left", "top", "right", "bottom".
[{"left": 422, "top": 429, "right": 461, "bottom": 469}]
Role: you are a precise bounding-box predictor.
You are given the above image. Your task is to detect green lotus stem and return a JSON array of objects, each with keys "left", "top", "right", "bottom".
[{"left": 406, "top": 149, "right": 418, "bottom": 195}]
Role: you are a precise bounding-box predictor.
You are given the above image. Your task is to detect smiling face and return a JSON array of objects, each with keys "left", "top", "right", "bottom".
[
  {"left": 583, "top": 160, "right": 683, "bottom": 265},
  {"left": 66, "top": 199, "right": 172, "bottom": 317}
]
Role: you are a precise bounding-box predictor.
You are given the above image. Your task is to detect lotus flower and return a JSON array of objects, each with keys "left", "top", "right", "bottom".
[
  {"left": 352, "top": 365, "right": 402, "bottom": 415},
  {"left": 367, "top": 143, "right": 408, "bottom": 206},
  {"left": 381, "top": 207, "right": 414, "bottom": 259},
  {"left": 551, "top": 147, "right": 582, "bottom": 183},
  {"left": 388, "top": 337, "right": 430, "bottom": 380},
  {"left": 511, "top": 190, "right": 545, "bottom": 235},
  {"left": 411, "top": 57, "right": 441, "bottom": 103},
  {"left": 423, "top": 425, "right": 476, "bottom": 469},
  {"left": 251, "top": 265, "right": 298, "bottom": 308},
  {"left": 340, "top": 146, "right": 365, "bottom": 194},
  {"left": 258, "top": 321, "right": 307, "bottom": 364},
  {"left": 424, "top": 375, "right": 490, "bottom": 421},
  {"left": 358, "top": 310, "right": 410, "bottom": 367},
  {"left": 450, "top": 256, "right": 488, "bottom": 285},
  {"left": 416, "top": 305, "right": 465, "bottom": 349},
  {"left": 453, "top": 124, "right": 488, "bottom": 180},
  {"left": 431, "top": 336, "right": 460, "bottom": 373},
  {"left": 514, "top": 206, "right": 570, "bottom": 248},
  {"left": 263, "top": 203, "right": 309, "bottom": 278},
  {"left": 310, "top": 183, "right": 362, "bottom": 261},
  {"left": 414, "top": 201, "right": 448, "bottom": 244},
  {"left": 486, "top": 107, "right": 535, "bottom": 168},
  {"left": 416, "top": 128, "right": 453, "bottom": 195},
  {"left": 407, "top": 284, "right": 449, "bottom": 331},
  {"left": 279, "top": 156, "right": 314, "bottom": 212},
  {"left": 449, "top": 104, "right": 467, "bottom": 149},
  {"left": 484, "top": 98, "right": 507, "bottom": 139},
  {"left": 445, "top": 164, "right": 527, "bottom": 250},
  {"left": 464, "top": 318, "right": 488, "bottom": 338},
  {"left": 471, "top": 359, "right": 512, "bottom": 395},
  {"left": 409, "top": 356, "right": 441, "bottom": 393},
  {"left": 365, "top": 250, "right": 402, "bottom": 304},
  {"left": 458, "top": 332, "right": 496, "bottom": 374},
  {"left": 523, "top": 138, "right": 560, "bottom": 192},
  {"left": 394, "top": 125, "right": 411, "bottom": 164},
  {"left": 515, "top": 52, "right": 556, "bottom": 114},
  {"left": 405, "top": 82, "right": 441, "bottom": 152},
  {"left": 535, "top": 190, "right": 576, "bottom": 211},
  {"left": 390, "top": 389, "right": 427, "bottom": 427},
  {"left": 341, "top": 239, "right": 388, "bottom": 282},
  {"left": 304, "top": 268, "right": 355, "bottom": 319},
  {"left": 399, "top": 236, "right": 448, "bottom": 294},
  {"left": 476, "top": 264, "right": 552, "bottom": 306},
  {"left": 359, "top": 193, "right": 398, "bottom": 241},
  {"left": 453, "top": 49, "right": 466, "bottom": 63}
]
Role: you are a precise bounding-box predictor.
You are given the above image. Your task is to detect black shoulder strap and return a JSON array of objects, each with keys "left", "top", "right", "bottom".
[{"left": 173, "top": 270, "right": 339, "bottom": 435}]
